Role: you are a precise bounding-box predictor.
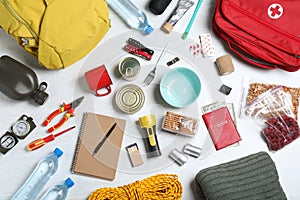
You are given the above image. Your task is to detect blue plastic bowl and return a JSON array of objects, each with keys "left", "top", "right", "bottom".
[{"left": 160, "top": 67, "right": 201, "bottom": 108}]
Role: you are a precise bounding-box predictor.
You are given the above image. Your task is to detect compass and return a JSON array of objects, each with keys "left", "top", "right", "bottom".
[
  {"left": 12, "top": 118, "right": 31, "bottom": 138},
  {"left": 0, "top": 114, "right": 36, "bottom": 154},
  {"left": 0, "top": 132, "right": 19, "bottom": 154}
]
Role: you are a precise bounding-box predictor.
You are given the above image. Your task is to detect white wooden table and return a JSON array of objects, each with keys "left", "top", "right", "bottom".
[{"left": 1, "top": 0, "right": 300, "bottom": 199}]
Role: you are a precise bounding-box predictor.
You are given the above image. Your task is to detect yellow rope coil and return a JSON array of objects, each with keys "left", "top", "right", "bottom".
[{"left": 88, "top": 174, "right": 183, "bottom": 200}]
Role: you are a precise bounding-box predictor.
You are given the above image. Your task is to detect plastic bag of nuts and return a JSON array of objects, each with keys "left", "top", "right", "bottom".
[
  {"left": 241, "top": 77, "right": 300, "bottom": 119},
  {"left": 243, "top": 86, "right": 300, "bottom": 151}
]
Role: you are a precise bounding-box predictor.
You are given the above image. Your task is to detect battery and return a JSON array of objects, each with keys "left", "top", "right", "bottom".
[
  {"left": 169, "top": 148, "right": 188, "bottom": 166},
  {"left": 183, "top": 143, "right": 202, "bottom": 158}
]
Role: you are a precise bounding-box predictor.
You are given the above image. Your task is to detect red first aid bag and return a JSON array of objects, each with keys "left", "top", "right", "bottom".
[{"left": 213, "top": 0, "right": 300, "bottom": 72}]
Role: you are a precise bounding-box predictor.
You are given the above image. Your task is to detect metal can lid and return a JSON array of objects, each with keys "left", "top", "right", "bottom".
[{"left": 115, "top": 84, "right": 145, "bottom": 114}]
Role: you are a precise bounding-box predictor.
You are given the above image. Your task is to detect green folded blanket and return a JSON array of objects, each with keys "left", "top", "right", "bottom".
[{"left": 195, "top": 152, "right": 287, "bottom": 200}]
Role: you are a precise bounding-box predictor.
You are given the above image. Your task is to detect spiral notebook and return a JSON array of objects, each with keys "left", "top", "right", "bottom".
[{"left": 72, "top": 112, "right": 126, "bottom": 180}]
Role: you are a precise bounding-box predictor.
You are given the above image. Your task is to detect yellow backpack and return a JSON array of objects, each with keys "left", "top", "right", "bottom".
[{"left": 0, "top": 0, "right": 110, "bottom": 69}]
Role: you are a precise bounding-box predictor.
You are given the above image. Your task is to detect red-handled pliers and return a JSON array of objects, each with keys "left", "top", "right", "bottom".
[{"left": 43, "top": 96, "right": 84, "bottom": 133}]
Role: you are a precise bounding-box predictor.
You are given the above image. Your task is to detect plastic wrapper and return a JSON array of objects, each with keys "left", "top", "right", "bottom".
[
  {"left": 162, "top": 111, "right": 199, "bottom": 137},
  {"left": 243, "top": 86, "right": 300, "bottom": 151}
]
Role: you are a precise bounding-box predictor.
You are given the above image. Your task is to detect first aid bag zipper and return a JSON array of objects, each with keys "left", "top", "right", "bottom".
[
  {"left": 225, "top": 0, "right": 300, "bottom": 59},
  {"left": 2, "top": 0, "right": 39, "bottom": 44}
]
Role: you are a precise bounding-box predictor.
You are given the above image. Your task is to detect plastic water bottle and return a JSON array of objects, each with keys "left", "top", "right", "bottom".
[
  {"left": 106, "top": 0, "right": 153, "bottom": 34},
  {"left": 39, "top": 178, "right": 74, "bottom": 200},
  {"left": 12, "top": 148, "right": 63, "bottom": 200}
]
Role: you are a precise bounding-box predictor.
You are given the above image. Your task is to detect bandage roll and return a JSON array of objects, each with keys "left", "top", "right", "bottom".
[{"left": 216, "top": 55, "right": 235, "bottom": 75}]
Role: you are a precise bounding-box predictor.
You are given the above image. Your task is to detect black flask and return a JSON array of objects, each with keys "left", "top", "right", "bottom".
[{"left": 0, "top": 55, "right": 49, "bottom": 105}]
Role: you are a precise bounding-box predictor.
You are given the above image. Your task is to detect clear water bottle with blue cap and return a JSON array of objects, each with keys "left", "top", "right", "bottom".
[
  {"left": 39, "top": 178, "right": 74, "bottom": 200},
  {"left": 106, "top": 0, "right": 153, "bottom": 34},
  {"left": 12, "top": 148, "right": 63, "bottom": 200}
]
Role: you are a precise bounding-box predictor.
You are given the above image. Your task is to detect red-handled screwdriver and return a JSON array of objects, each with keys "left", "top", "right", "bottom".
[{"left": 27, "top": 126, "right": 75, "bottom": 151}]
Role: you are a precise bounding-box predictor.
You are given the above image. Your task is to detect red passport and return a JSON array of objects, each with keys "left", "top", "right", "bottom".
[{"left": 202, "top": 107, "right": 241, "bottom": 150}]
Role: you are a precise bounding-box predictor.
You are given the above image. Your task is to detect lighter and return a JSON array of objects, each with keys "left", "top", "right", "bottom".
[{"left": 138, "top": 114, "right": 161, "bottom": 158}]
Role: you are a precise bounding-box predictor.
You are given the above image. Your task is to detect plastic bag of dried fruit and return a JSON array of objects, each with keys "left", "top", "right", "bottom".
[{"left": 243, "top": 86, "right": 300, "bottom": 151}]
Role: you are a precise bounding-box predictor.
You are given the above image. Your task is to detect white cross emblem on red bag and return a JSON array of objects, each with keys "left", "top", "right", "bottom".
[{"left": 268, "top": 3, "right": 283, "bottom": 19}]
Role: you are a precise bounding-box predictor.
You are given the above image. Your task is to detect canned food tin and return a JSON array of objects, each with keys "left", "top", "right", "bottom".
[
  {"left": 115, "top": 84, "right": 145, "bottom": 114},
  {"left": 119, "top": 57, "right": 141, "bottom": 81}
]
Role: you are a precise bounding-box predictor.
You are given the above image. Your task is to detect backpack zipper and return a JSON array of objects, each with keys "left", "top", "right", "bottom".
[{"left": 2, "top": 0, "right": 39, "bottom": 43}]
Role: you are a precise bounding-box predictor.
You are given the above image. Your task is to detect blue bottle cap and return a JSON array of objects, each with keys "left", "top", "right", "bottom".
[
  {"left": 64, "top": 178, "right": 75, "bottom": 188},
  {"left": 53, "top": 148, "right": 63, "bottom": 158},
  {"left": 144, "top": 26, "right": 153, "bottom": 35}
]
